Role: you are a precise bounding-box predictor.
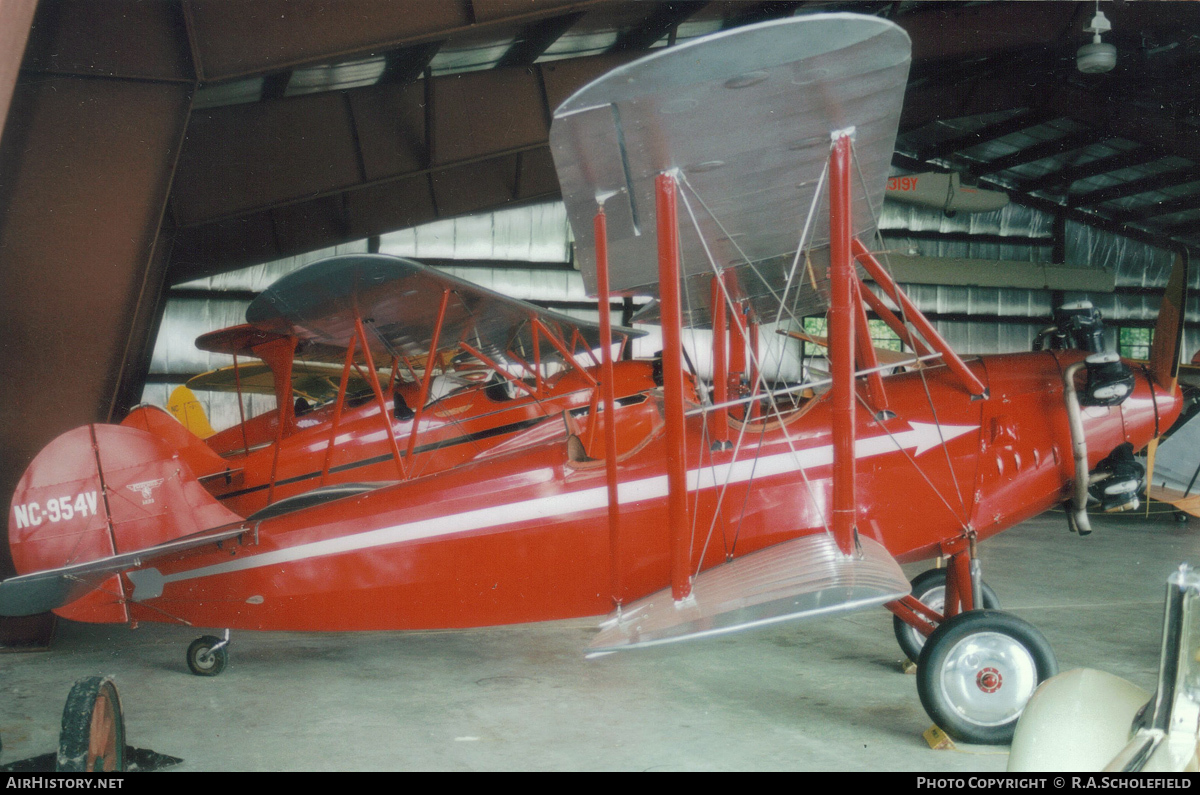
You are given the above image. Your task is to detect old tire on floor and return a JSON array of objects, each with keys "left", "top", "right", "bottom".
[{"left": 56, "top": 676, "right": 125, "bottom": 772}]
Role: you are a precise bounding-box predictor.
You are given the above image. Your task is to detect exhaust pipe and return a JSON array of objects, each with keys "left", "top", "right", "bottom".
[{"left": 1063, "top": 360, "right": 1092, "bottom": 536}]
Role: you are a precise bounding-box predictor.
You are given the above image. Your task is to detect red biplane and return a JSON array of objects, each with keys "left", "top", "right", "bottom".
[
  {"left": 118, "top": 256, "right": 655, "bottom": 517},
  {"left": 0, "top": 14, "right": 1188, "bottom": 745}
]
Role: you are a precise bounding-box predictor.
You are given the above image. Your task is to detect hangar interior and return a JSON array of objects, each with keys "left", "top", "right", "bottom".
[{"left": 1, "top": 0, "right": 1199, "bottom": 772}]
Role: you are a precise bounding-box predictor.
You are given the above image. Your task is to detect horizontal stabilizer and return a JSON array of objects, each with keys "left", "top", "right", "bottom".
[
  {"left": 0, "top": 524, "right": 248, "bottom": 617},
  {"left": 589, "top": 533, "right": 909, "bottom": 654}
]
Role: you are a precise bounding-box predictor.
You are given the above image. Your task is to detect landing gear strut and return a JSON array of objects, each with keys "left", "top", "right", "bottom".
[
  {"left": 892, "top": 567, "right": 1000, "bottom": 663},
  {"left": 887, "top": 542, "right": 1058, "bottom": 744},
  {"left": 187, "top": 630, "right": 230, "bottom": 677}
]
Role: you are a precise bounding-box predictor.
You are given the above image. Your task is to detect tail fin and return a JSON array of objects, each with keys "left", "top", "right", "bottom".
[
  {"left": 166, "top": 385, "right": 216, "bottom": 439},
  {"left": 7, "top": 424, "right": 244, "bottom": 622},
  {"left": 121, "top": 403, "right": 229, "bottom": 481},
  {"left": 1149, "top": 251, "right": 1189, "bottom": 392}
]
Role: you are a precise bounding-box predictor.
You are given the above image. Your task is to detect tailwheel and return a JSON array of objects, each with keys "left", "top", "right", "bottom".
[
  {"left": 56, "top": 676, "right": 125, "bottom": 772},
  {"left": 916, "top": 610, "right": 1057, "bottom": 745},
  {"left": 892, "top": 568, "right": 999, "bottom": 662},
  {"left": 187, "top": 633, "right": 230, "bottom": 677}
]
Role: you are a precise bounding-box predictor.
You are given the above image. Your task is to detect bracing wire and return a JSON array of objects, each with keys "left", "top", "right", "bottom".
[
  {"left": 850, "top": 147, "right": 970, "bottom": 519},
  {"left": 672, "top": 174, "right": 835, "bottom": 572}
]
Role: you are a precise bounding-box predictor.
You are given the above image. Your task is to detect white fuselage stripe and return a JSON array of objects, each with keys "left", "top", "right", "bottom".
[{"left": 160, "top": 423, "right": 976, "bottom": 586}]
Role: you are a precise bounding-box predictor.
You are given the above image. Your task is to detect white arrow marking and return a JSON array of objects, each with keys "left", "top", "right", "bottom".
[{"left": 688, "top": 421, "right": 977, "bottom": 490}]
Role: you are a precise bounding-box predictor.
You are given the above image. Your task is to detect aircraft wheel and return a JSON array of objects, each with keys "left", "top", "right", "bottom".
[
  {"left": 916, "top": 609, "right": 1056, "bottom": 745},
  {"left": 1174, "top": 511, "right": 1190, "bottom": 525},
  {"left": 893, "top": 568, "right": 999, "bottom": 663},
  {"left": 187, "top": 635, "right": 229, "bottom": 677},
  {"left": 56, "top": 676, "right": 125, "bottom": 772}
]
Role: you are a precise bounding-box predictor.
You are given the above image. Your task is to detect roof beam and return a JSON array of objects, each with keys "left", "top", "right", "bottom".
[
  {"left": 378, "top": 41, "right": 443, "bottom": 85},
  {"left": 881, "top": 229, "right": 1052, "bottom": 247},
  {"left": 901, "top": 73, "right": 1040, "bottom": 135},
  {"left": 1109, "top": 193, "right": 1200, "bottom": 224},
  {"left": 1157, "top": 218, "right": 1200, "bottom": 240},
  {"left": 970, "top": 128, "right": 1104, "bottom": 177},
  {"left": 918, "top": 108, "right": 1052, "bottom": 161},
  {"left": 1043, "top": 81, "right": 1200, "bottom": 165},
  {"left": 719, "top": 1, "right": 805, "bottom": 29},
  {"left": 893, "top": 151, "right": 1196, "bottom": 256},
  {"left": 1019, "top": 147, "right": 1164, "bottom": 194},
  {"left": 260, "top": 70, "right": 291, "bottom": 101},
  {"left": 1070, "top": 167, "right": 1200, "bottom": 208},
  {"left": 496, "top": 12, "right": 585, "bottom": 68},
  {"left": 608, "top": 3, "right": 701, "bottom": 53}
]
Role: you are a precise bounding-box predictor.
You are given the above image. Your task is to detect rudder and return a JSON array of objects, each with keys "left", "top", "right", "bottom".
[{"left": 8, "top": 424, "right": 244, "bottom": 622}]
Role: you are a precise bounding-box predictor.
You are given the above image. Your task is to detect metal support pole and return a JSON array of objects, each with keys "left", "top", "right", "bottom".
[
  {"left": 829, "top": 133, "right": 858, "bottom": 556},
  {"left": 853, "top": 238, "right": 987, "bottom": 398},
  {"left": 857, "top": 277, "right": 933, "bottom": 357},
  {"left": 404, "top": 289, "right": 452, "bottom": 465},
  {"left": 747, "top": 309, "right": 760, "bottom": 419},
  {"left": 595, "top": 207, "right": 624, "bottom": 604},
  {"left": 710, "top": 274, "right": 729, "bottom": 443},
  {"left": 320, "top": 337, "right": 358, "bottom": 486},
  {"left": 354, "top": 316, "right": 408, "bottom": 480},
  {"left": 232, "top": 354, "right": 250, "bottom": 457},
  {"left": 852, "top": 278, "right": 888, "bottom": 411},
  {"left": 657, "top": 172, "right": 692, "bottom": 601},
  {"left": 459, "top": 342, "right": 537, "bottom": 397}
]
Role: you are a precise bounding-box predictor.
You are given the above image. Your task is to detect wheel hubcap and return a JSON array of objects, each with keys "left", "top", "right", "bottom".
[{"left": 938, "top": 631, "right": 1037, "bottom": 727}]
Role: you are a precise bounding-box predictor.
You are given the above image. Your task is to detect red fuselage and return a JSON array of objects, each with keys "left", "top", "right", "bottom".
[
  {"left": 116, "top": 351, "right": 1177, "bottom": 632},
  {"left": 179, "top": 360, "right": 660, "bottom": 517}
]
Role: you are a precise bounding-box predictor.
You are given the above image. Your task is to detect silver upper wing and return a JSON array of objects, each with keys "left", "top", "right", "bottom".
[
  {"left": 243, "top": 254, "right": 643, "bottom": 367},
  {"left": 550, "top": 13, "right": 910, "bottom": 327}
]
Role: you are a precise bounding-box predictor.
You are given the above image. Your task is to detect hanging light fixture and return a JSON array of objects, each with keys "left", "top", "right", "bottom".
[{"left": 1077, "top": 2, "right": 1117, "bottom": 73}]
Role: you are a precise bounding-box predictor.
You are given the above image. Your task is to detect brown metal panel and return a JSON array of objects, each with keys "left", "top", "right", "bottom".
[
  {"left": 471, "top": 0, "right": 581, "bottom": 24},
  {"left": 348, "top": 82, "right": 428, "bottom": 182},
  {"left": 899, "top": 2, "right": 1077, "bottom": 64},
  {"left": 431, "top": 153, "right": 523, "bottom": 217},
  {"left": 0, "top": 74, "right": 191, "bottom": 560},
  {"left": 514, "top": 146, "right": 559, "bottom": 201},
  {"left": 345, "top": 174, "right": 438, "bottom": 241},
  {"left": 270, "top": 195, "right": 348, "bottom": 256},
  {"left": 169, "top": 211, "right": 281, "bottom": 284},
  {"left": 173, "top": 93, "right": 362, "bottom": 225},
  {"left": 0, "top": 0, "right": 36, "bottom": 148},
  {"left": 431, "top": 69, "right": 547, "bottom": 166},
  {"left": 184, "top": 0, "right": 472, "bottom": 81},
  {"left": 22, "top": 0, "right": 193, "bottom": 82},
  {"left": 109, "top": 235, "right": 179, "bottom": 421}
]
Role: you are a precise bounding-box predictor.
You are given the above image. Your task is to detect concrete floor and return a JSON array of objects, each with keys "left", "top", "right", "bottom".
[{"left": 0, "top": 507, "right": 1194, "bottom": 771}]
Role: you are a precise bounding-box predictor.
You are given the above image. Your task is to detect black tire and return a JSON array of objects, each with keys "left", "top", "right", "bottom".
[
  {"left": 893, "top": 568, "right": 1000, "bottom": 662},
  {"left": 56, "top": 676, "right": 125, "bottom": 772},
  {"left": 187, "top": 635, "right": 229, "bottom": 677},
  {"left": 916, "top": 609, "right": 1057, "bottom": 745},
  {"left": 1175, "top": 511, "right": 1190, "bottom": 525}
]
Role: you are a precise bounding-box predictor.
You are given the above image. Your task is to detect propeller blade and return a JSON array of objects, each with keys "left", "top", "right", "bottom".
[
  {"left": 1148, "top": 252, "right": 1189, "bottom": 392},
  {"left": 1145, "top": 435, "right": 1159, "bottom": 517}
]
